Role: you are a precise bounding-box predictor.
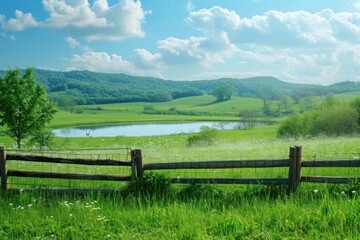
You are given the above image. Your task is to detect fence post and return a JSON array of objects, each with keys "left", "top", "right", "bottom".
[
  {"left": 130, "top": 149, "right": 136, "bottom": 181},
  {"left": 288, "top": 146, "right": 297, "bottom": 194},
  {"left": 132, "top": 149, "right": 143, "bottom": 179},
  {"left": 295, "top": 146, "right": 302, "bottom": 185},
  {"left": 0, "top": 146, "right": 8, "bottom": 191}
]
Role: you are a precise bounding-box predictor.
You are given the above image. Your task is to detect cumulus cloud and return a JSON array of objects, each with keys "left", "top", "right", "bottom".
[
  {"left": 132, "top": 49, "right": 162, "bottom": 69},
  {"left": 69, "top": 51, "right": 163, "bottom": 78},
  {"left": 179, "top": 6, "right": 360, "bottom": 83},
  {"left": 70, "top": 51, "right": 133, "bottom": 72},
  {"left": 65, "top": 37, "right": 92, "bottom": 51},
  {"left": 1, "top": 10, "right": 38, "bottom": 31},
  {"left": 1, "top": 0, "right": 146, "bottom": 41}
]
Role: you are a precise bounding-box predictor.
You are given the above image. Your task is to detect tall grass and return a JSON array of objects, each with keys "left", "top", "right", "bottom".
[
  {"left": 1, "top": 123, "right": 360, "bottom": 238},
  {"left": 1, "top": 181, "right": 360, "bottom": 239}
]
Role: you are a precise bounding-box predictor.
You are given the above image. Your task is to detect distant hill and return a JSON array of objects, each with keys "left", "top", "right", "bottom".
[{"left": 0, "top": 69, "right": 359, "bottom": 105}]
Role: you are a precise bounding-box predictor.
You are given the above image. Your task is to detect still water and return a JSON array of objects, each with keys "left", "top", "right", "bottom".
[{"left": 53, "top": 122, "right": 247, "bottom": 137}]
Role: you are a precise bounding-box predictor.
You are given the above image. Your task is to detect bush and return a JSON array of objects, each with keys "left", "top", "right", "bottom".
[
  {"left": 187, "top": 126, "right": 218, "bottom": 146},
  {"left": 122, "top": 172, "right": 172, "bottom": 198},
  {"left": 278, "top": 101, "right": 359, "bottom": 138},
  {"left": 277, "top": 114, "right": 305, "bottom": 138}
]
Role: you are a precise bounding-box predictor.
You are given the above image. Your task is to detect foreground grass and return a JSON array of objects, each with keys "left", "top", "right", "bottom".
[
  {"left": 1, "top": 123, "right": 360, "bottom": 239},
  {"left": 1, "top": 182, "right": 360, "bottom": 239}
]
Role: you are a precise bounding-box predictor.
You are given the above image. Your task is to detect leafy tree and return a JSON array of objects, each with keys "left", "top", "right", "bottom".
[
  {"left": 212, "top": 84, "right": 232, "bottom": 101},
  {"left": 278, "top": 101, "right": 358, "bottom": 138},
  {"left": 277, "top": 114, "right": 305, "bottom": 138},
  {"left": 0, "top": 68, "right": 57, "bottom": 148},
  {"left": 187, "top": 126, "right": 218, "bottom": 146},
  {"left": 350, "top": 97, "right": 360, "bottom": 126}
]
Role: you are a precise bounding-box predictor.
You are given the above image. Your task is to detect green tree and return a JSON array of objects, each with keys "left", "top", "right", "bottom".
[
  {"left": 0, "top": 68, "right": 57, "bottom": 148},
  {"left": 212, "top": 84, "right": 232, "bottom": 101},
  {"left": 350, "top": 97, "right": 360, "bottom": 126}
]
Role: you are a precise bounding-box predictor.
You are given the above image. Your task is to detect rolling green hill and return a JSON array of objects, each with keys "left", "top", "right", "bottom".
[{"left": 1, "top": 69, "right": 359, "bottom": 106}]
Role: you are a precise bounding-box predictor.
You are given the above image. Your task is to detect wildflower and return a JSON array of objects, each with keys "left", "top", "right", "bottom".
[
  {"left": 28, "top": 204, "right": 32, "bottom": 208},
  {"left": 313, "top": 189, "right": 319, "bottom": 194},
  {"left": 92, "top": 207, "right": 101, "bottom": 211},
  {"left": 9, "top": 203, "right": 13, "bottom": 206},
  {"left": 352, "top": 190, "right": 356, "bottom": 195},
  {"left": 69, "top": 214, "right": 73, "bottom": 217},
  {"left": 341, "top": 191, "right": 346, "bottom": 195}
]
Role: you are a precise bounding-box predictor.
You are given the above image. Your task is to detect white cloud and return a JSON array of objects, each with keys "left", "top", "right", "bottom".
[
  {"left": 65, "top": 37, "right": 92, "bottom": 51},
  {"left": 1, "top": 0, "right": 146, "bottom": 41},
  {"left": 1, "top": 10, "right": 37, "bottom": 31},
  {"left": 186, "top": 6, "right": 241, "bottom": 35},
  {"left": 355, "top": 1, "right": 360, "bottom": 11},
  {"left": 186, "top": 1, "right": 195, "bottom": 12},
  {"left": 70, "top": 51, "right": 133, "bottom": 72},
  {"left": 65, "top": 37, "right": 81, "bottom": 49},
  {"left": 132, "top": 49, "right": 162, "bottom": 70},
  {"left": 42, "top": 0, "right": 146, "bottom": 40},
  {"left": 69, "top": 51, "right": 163, "bottom": 78}
]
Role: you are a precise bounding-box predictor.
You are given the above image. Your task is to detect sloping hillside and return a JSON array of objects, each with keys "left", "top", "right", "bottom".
[{"left": 1, "top": 69, "right": 359, "bottom": 105}]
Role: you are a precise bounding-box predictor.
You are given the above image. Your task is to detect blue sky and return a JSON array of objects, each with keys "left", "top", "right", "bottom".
[{"left": 1, "top": 0, "right": 360, "bottom": 85}]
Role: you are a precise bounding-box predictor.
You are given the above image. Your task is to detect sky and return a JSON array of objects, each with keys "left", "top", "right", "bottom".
[{"left": 1, "top": 0, "right": 360, "bottom": 85}]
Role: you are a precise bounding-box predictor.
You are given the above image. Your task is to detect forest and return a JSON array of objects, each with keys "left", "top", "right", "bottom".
[{"left": 1, "top": 69, "right": 359, "bottom": 107}]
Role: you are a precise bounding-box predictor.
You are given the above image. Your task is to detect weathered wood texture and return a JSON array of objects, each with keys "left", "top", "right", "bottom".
[
  {"left": 8, "top": 169, "right": 131, "bottom": 181},
  {"left": 0, "top": 147, "right": 8, "bottom": 191},
  {"left": 132, "top": 149, "right": 143, "bottom": 178},
  {"left": 143, "top": 159, "right": 289, "bottom": 170},
  {"left": 301, "top": 176, "right": 354, "bottom": 184},
  {"left": 302, "top": 160, "right": 360, "bottom": 167},
  {"left": 170, "top": 177, "right": 288, "bottom": 185},
  {"left": 6, "top": 154, "right": 131, "bottom": 166}
]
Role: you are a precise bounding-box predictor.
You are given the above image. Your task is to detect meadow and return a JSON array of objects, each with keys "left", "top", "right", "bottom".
[{"left": 1, "top": 94, "right": 360, "bottom": 239}]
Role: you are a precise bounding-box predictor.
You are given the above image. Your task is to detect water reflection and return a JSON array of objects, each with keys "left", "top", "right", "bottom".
[{"left": 53, "top": 121, "right": 265, "bottom": 137}]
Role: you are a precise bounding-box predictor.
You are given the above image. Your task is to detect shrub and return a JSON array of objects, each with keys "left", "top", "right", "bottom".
[
  {"left": 277, "top": 114, "right": 305, "bottom": 138},
  {"left": 187, "top": 126, "right": 218, "bottom": 146},
  {"left": 122, "top": 172, "right": 172, "bottom": 198},
  {"left": 278, "top": 100, "right": 359, "bottom": 138}
]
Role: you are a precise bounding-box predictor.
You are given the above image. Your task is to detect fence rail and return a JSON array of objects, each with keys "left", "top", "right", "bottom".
[{"left": 1, "top": 146, "right": 360, "bottom": 194}]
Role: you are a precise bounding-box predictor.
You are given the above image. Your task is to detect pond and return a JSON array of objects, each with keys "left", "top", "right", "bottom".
[{"left": 53, "top": 121, "right": 264, "bottom": 137}]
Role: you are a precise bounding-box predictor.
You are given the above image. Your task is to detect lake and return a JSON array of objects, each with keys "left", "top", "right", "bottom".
[{"left": 53, "top": 121, "right": 261, "bottom": 137}]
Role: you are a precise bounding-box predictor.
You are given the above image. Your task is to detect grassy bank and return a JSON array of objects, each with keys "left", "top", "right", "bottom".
[
  {"left": 1, "top": 182, "right": 360, "bottom": 239},
  {"left": 1, "top": 100, "right": 360, "bottom": 238}
]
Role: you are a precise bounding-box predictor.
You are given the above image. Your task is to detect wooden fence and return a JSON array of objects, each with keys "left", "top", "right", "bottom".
[{"left": 1, "top": 146, "right": 360, "bottom": 194}]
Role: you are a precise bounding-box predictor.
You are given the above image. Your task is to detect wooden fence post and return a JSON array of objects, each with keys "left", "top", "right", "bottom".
[
  {"left": 130, "top": 149, "right": 136, "bottom": 181},
  {"left": 132, "top": 149, "right": 143, "bottom": 179},
  {"left": 288, "top": 146, "right": 297, "bottom": 194},
  {"left": 0, "top": 146, "right": 8, "bottom": 191},
  {"left": 295, "top": 146, "right": 302, "bottom": 185}
]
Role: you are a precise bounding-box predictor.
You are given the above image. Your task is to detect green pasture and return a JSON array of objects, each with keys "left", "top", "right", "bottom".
[
  {"left": 2, "top": 94, "right": 360, "bottom": 239},
  {"left": 51, "top": 95, "right": 278, "bottom": 128}
]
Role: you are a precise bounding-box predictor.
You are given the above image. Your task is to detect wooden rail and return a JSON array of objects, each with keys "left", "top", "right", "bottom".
[
  {"left": 302, "top": 160, "right": 360, "bottom": 167},
  {"left": 6, "top": 154, "right": 132, "bottom": 166},
  {"left": 8, "top": 169, "right": 131, "bottom": 181},
  {"left": 143, "top": 159, "right": 289, "bottom": 170},
  {"left": 0, "top": 147, "right": 137, "bottom": 191},
  {"left": 1, "top": 146, "right": 360, "bottom": 194}
]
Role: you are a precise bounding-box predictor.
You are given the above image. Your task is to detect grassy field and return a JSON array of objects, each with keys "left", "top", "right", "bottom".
[
  {"left": 1, "top": 123, "right": 360, "bottom": 239},
  {"left": 51, "top": 95, "right": 281, "bottom": 128},
  {"left": 1, "top": 94, "right": 360, "bottom": 239}
]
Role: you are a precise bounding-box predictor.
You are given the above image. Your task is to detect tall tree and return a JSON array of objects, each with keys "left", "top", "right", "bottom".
[
  {"left": 212, "top": 84, "right": 233, "bottom": 101},
  {"left": 0, "top": 68, "right": 57, "bottom": 148}
]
